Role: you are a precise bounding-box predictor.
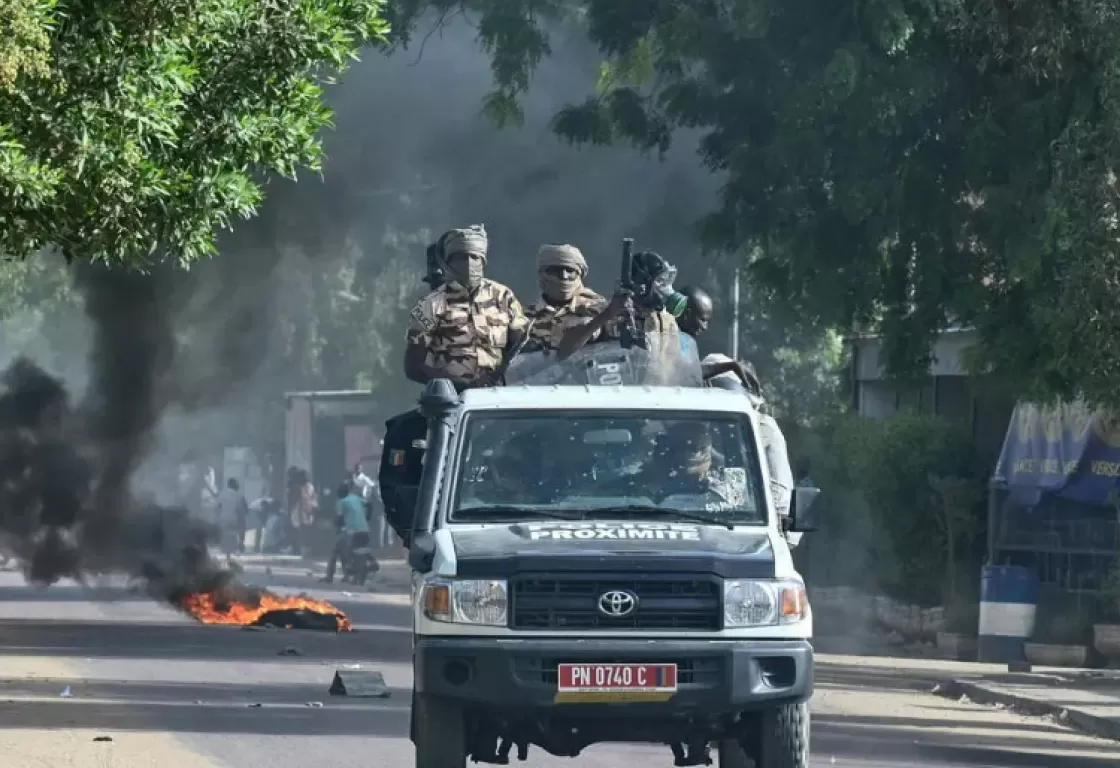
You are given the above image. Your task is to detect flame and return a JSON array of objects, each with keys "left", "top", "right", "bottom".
[{"left": 178, "top": 589, "right": 353, "bottom": 632}]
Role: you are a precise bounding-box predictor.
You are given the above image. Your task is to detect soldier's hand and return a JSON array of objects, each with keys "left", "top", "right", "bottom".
[
  {"left": 470, "top": 371, "right": 501, "bottom": 389},
  {"left": 606, "top": 290, "right": 633, "bottom": 319}
]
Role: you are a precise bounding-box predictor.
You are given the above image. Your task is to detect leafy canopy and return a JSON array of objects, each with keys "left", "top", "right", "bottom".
[
  {"left": 390, "top": 1, "right": 1120, "bottom": 404},
  {"left": 0, "top": 0, "right": 389, "bottom": 266}
]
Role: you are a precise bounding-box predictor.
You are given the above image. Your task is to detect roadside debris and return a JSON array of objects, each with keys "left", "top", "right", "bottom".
[
  {"left": 60, "top": 686, "right": 72, "bottom": 698},
  {"left": 93, "top": 736, "right": 113, "bottom": 742},
  {"left": 329, "top": 669, "right": 390, "bottom": 698},
  {"left": 278, "top": 646, "right": 304, "bottom": 656}
]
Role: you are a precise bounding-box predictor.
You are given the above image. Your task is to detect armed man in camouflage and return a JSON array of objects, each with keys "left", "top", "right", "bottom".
[
  {"left": 403, "top": 225, "right": 528, "bottom": 390},
  {"left": 523, "top": 244, "right": 606, "bottom": 354},
  {"left": 556, "top": 286, "right": 681, "bottom": 360}
]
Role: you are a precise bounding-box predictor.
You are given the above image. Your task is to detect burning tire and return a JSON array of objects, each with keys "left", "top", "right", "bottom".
[
  {"left": 412, "top": 693, "right": 466, "bottom": 768},
  {"left": 719, "top": 702, "right": 809, "bottom": 768}
]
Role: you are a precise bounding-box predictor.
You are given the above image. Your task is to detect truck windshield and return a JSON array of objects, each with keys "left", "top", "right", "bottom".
[{"left": 449, "top": 411, "right": 766, "bottom": 525}]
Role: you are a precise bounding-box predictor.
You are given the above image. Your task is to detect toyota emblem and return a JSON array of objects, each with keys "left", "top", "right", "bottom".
[{"left": 598, "top": 589, "right": 639, "bottom": 618}]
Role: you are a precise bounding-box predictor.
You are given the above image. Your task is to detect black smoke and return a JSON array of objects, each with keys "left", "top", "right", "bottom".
[
  {"left": 0, "top": 14, "right": 724, "bottom": 593},
  {"left": 0, "top": 261, "right": 253, "bottom": 601}
]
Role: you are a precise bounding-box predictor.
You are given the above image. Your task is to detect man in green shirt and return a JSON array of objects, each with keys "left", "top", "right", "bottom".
[{"left": 322, "top": 481, "right": 373, "bottom": 584}]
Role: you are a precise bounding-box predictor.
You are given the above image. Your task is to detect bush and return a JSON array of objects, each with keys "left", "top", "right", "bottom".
[
  {"left": 803, "top": 412, "right": 986, "bottom": 608},
  {"left": 1033, "top": 591, "right": 1094, "bottom": 645}
]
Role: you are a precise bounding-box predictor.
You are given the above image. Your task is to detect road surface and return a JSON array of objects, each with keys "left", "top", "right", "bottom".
[{"left": 0, "top": 559, "right": 1117, "bottom": 768}]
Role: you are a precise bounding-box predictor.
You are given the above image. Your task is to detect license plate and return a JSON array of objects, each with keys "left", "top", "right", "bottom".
[{"left": 555, "top": 663, "right": 678, "bottom": 703}]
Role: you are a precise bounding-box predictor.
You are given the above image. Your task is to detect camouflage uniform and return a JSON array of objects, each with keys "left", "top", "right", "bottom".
[
  {"left": 405, "top": 279, "right": 527, "bottom": 384},
  {"left": 525, "top": 286, "right": 607, "bottom": 353}
]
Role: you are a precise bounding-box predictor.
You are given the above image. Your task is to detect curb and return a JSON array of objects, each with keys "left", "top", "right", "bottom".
[{"left": 936, "top": 678, "right": 1120, "bottom": 742}]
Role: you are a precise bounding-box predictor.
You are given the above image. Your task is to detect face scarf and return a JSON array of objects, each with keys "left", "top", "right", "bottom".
[
  {"left": 440, "top": 225, "right": 489, "bottom": 291},
  {"left": 536, "top": 244, "right": 588, "bottom": 303},
  {"left": 446, "top": 255, "right": 485, "bottom": 292}
]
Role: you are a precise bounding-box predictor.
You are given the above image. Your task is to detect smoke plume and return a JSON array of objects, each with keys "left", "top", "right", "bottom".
[
  {"left": 0, "top": 261, "right": 258, "bottom": 601},
  {"left": 0, "top": 15, "right": 726, "bottom": 596}
]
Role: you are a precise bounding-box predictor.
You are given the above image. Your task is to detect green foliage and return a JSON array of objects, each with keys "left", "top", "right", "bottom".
[
  {"left": 0, "top": 0, "right": 390, "bottom": 266},
  {"left": 0, "top": 0, "right": 54, "bottom": 92},
  {"left": 1100, "top": 566, "right": 1120, "bottom": 622},
  {"left": 1033, "top": 591, "right": 1094, "bottom": 645},
  {"left": 0, "top": 251, "right": 87, "bottom": 384},
  {"left": 389, "top": 0, "right": 1120, "bottom": 405},
  {"left": 808, "top": 412, "right": 985, "bottom": 607},
  {"left": 729, "top": 272, "right": 845, "bottom": 428}
]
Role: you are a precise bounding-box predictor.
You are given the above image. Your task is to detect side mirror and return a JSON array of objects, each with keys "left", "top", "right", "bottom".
[
  {"left": 419, "top": 379, "right": 459, "bottom": 418},
  {"left": 789, "top": 486, "right": 821, "bottom": 532},
  {"left": 409, "top": 531, "right": 437, "bottom": 573}
]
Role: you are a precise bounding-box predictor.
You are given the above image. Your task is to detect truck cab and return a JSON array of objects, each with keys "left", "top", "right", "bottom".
[{"left": 405, "top": 348, "right": 821, "bottom": 768}]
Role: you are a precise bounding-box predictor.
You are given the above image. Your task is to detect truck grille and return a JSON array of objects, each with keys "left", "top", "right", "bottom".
[{"left": 509, "top": 574, "right": 721, "bottom": 631}]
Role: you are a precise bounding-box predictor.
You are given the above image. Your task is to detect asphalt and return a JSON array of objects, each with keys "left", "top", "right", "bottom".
[{"left": 1, "top": 559, "right": 1118, "bottom": 768}]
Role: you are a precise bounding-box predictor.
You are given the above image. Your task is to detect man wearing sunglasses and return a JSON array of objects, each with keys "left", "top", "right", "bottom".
[{"left": 522, "top": 243, "right": 607, "bottom": 354}]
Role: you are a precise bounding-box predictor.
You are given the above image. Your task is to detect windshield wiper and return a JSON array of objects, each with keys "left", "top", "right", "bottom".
[
  {"left": 453, "top": 505, "right": 584, "bottom": 521},
  {"left": 582, "top": 504, "right": 735, "bottom": 530}
]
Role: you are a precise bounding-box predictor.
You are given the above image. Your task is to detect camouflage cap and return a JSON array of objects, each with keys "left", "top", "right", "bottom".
[{"left": 442, "top": 225, "right": 488, "bottom": 261}]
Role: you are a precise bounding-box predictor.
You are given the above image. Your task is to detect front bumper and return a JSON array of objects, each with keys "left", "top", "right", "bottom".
[{"left": 414, "top": 636, "right": 813, "bottom": 715}]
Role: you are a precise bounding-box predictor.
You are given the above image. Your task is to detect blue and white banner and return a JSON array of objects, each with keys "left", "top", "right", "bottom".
[{"left": 994, "top": 402, "right": 1120, "bottom": 505}]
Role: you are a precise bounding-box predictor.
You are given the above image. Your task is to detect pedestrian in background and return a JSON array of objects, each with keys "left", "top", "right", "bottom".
[
  {"left": 218, "top": 478, "right": 249, "bottom": 559},
  {"left": 248, "top": 495, "right": 275, "bottom": 553},
  {"left": 288, "top": 468, "right": 317, "bottom": 557}
]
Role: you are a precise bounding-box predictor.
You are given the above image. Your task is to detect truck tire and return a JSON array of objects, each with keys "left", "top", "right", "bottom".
[
  {"left": 412, "top": 693, "right": 466, "bottom": 768},
  {"left": 715, "top": 739, "right": 751, "bottom": 767},
  {"left": 738, "top": 702, "right": 810, "bottom": 768}
]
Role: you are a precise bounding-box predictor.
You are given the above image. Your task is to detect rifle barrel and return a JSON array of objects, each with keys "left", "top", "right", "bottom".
[{"left": 621, "top": 238, "right": 633, "bottom": 287}]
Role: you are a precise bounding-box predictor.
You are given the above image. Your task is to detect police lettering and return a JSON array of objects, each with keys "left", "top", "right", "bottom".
[
  {"left": 1012, "top": 458, "right": 1080, "bottom": 475},
  {"left": 1091, "top": 461, "right": 1120, "bottom": 477},
  {"left": 527, "top": 522, "right": 701, "bottom": 542}
]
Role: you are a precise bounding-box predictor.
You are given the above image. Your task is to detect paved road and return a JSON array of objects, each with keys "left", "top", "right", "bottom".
[{"left": 1, "top": 560, "right": 1118, "bottom": 768}]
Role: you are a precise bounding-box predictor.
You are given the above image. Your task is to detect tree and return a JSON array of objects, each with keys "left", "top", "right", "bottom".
[
  {"left": 390, "top": 1, "right": 1120, "bottom": 405},
  {"left": 0, "top": 0, "right": 389, "bottom": 266}
]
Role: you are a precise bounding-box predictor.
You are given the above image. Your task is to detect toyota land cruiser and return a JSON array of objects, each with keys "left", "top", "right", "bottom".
[{"left": 402, "top": 342, "right": 820, "bottom": 768}]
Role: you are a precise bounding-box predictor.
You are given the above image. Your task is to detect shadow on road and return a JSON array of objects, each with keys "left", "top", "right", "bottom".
[
  {"left": 0, "top": 696, "right": 411, "bottom": 737},
  {"left": 0, "top": 585, "right": 151, "bottom": 603},
  {"left": 0, "top": 619, "right": 413, "bottom": 663},
  {"left": 816, "top": 662, "right": 938, "bottom": 695},
  {"left": 0, "top": 669, "right": 1116, "bottom": 768},
  {"left": 816, "top": 717, "right": 1119, "bottom": 767}
]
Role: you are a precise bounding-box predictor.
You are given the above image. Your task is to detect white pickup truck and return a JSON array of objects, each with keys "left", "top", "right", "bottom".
[{"left": 399, "top": 341, "right": 821, "bottom": 768}]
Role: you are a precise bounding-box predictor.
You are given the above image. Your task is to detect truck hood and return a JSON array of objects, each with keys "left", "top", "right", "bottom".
[{"left": 448, "top": 521, "right": 777, "bottom": 579}]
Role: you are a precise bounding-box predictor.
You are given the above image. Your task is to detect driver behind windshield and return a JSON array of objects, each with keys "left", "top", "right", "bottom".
[
  {"left": 608, "top": 422, "right": 726, "bottom": 503},
  {"left": 461, "top": 431, "right": 552, "bottom": 507}
]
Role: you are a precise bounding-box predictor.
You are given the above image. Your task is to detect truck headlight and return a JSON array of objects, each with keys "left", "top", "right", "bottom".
[
  {"left": 723, "top": 579, "right": 808, "bottom": 627},
  {"left": 422, "top": 579, "right": 508, "bottom": 627}
]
